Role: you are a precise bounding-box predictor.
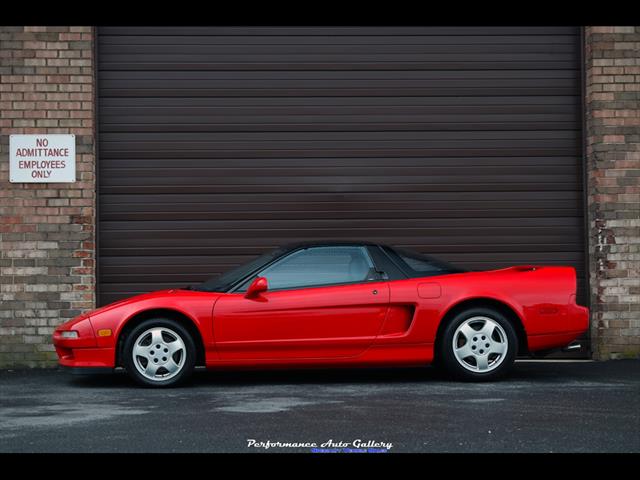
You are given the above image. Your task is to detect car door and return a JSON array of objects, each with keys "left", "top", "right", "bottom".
[{"left": 212, "top": 246, "right": 390, "bottom": 360}]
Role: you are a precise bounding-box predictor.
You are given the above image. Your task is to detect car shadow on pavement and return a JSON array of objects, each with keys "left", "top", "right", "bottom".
[
  {"left": 64, "top": 361, "right": 574, "bottom": 389},
  {"left": 66, "top": 365, "right": 452, "bottom": 388}
]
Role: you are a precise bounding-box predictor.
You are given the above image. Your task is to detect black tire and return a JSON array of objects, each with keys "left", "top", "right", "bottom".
[
  {"left": 439, "top": 307, "right": 518, "bottom": 382},
  {"left": 122, "top": 318, "right": 196, "bottom": 388}
]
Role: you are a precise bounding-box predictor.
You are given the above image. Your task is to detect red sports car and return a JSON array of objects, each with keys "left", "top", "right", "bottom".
[{"left": 53, "top": 241, "right": 589, "bottom": 387}]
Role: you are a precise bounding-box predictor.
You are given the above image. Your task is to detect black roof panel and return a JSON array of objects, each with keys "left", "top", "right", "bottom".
[{"left": 279, "top": 240, "right": 384, "bottom": 252}]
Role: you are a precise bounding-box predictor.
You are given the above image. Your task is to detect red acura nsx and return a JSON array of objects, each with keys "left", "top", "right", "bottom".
[{"left": 53, "top": 242, "right": 589, "bottom": 387}]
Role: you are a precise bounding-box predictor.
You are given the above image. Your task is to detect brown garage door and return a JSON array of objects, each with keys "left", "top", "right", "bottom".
[{"left": 97, "top": 27, "right": 586, "bottom": 323}]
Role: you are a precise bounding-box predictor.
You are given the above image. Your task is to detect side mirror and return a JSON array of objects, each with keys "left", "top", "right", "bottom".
[{"left": 245, "top": 276, "right": 268, "bottom": 298}]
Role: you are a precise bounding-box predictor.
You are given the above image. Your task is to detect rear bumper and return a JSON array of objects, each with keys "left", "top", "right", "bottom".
[
  {"left": 566, "top": 299, "right": 590, "bottom": 333},
  {"left": 528, "top": 331, "right": 588, "bottom": 352},
  {"left": 527, "top": 301, "right": 590, "bottom": 352}
]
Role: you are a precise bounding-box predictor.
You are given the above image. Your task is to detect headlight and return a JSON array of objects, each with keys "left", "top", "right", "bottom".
[{"left": 59, "top": 331, "right": 79, "bottom": 339}]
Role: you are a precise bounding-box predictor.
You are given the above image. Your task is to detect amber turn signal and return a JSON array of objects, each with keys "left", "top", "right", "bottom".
[{"left": 97, "top": 329, "right": 112, "bottom": 337}]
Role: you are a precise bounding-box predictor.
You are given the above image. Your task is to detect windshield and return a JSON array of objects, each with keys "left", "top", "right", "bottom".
[{"left": 192, "top": 247, "right": 286, "bottom": 292}]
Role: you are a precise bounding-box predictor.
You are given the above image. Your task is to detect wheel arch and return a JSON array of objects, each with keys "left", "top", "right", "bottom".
[
  {"left": 116, "top": 308, "right": 206, "bottom": 367},
  {"left": 434, "top": 297, "right": 529, "bottom": 358}
]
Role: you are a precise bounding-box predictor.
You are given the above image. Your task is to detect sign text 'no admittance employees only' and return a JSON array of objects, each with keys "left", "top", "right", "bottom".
[{"left": 9, "top": 134, "right": 76, "bottom": 183}]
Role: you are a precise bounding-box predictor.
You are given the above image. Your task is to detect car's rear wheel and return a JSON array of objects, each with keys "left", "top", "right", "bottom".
[
  {"left": 439, "top": 307, "right": 518, "bottom": 381},
  {"left": 123, "top": 318, "right": 196, "bottom": 387}
]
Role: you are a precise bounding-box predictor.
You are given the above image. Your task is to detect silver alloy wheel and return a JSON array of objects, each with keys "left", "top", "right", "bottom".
[
  {"left": 132, "top": 327, "right": 186, "bottom": 381},
  {"left": 452, "top": 316, "right": 508, "bottom": 373}
]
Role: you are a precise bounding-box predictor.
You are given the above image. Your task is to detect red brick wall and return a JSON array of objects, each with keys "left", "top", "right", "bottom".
[
  {"left": 0, "top": 26, "right": 95, "bottom": 367},
  {"left": 585, "top": 26, "right": 640, "bottom": 360}
]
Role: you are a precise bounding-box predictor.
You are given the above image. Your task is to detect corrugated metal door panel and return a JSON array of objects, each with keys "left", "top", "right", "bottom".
[{"left": 97, "top": 26, "right": 587, "bottom": 353}]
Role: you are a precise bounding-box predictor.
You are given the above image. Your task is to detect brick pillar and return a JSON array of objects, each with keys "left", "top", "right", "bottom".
[
  {"left": 0, "top": 26, "right": 96, "bottom": 367},
  {"left": 584, "top": 26, "right": 640, "bottom": 360}
]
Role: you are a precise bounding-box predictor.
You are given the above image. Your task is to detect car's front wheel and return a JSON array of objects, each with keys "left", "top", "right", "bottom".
[
  {"left": 439, "top": 307, "right": 518, "bottom": 381},
  {"left": 123, "top": 318, "right": 196, "bottom": 387}
]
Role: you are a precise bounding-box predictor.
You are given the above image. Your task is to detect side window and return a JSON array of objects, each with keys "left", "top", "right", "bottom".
[
  {"left": 386, "top": 246, "right": 465, "bottom": 277},
  {"left": 241, "top": 246, "right": 376, "bottom": 291},
  {"left": 397, "top": 253, "right": 444, "bottom": 273}
]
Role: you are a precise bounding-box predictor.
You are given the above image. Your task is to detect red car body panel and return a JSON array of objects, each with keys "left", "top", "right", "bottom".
[
  {"left": 53, "top": 265, "right": 589, "bottom": 370},
  {"left": 213, "top": 281, "right": 390, "bottom": 360}
]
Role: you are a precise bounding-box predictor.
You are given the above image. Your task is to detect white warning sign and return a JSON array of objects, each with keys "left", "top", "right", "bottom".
[{"left": 10, "top": 134, "right": 76, "bottom": 183}]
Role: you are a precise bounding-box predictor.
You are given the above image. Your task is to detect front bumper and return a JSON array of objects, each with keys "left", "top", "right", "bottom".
[
  {"left": 53, "top": 317, "right": 116, "bottom": 368},
  {"left": 53, "top": 342, "right": 116, "bottom": 369}
]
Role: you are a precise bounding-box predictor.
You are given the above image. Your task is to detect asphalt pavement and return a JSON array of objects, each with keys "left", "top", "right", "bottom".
[{"left": 0, "top": 360, "right": 638, "bottom": 453}]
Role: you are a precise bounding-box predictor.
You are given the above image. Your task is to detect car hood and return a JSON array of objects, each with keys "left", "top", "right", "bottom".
[{"left": 88, "top": 289, "right": 184, "bottom": 317}]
